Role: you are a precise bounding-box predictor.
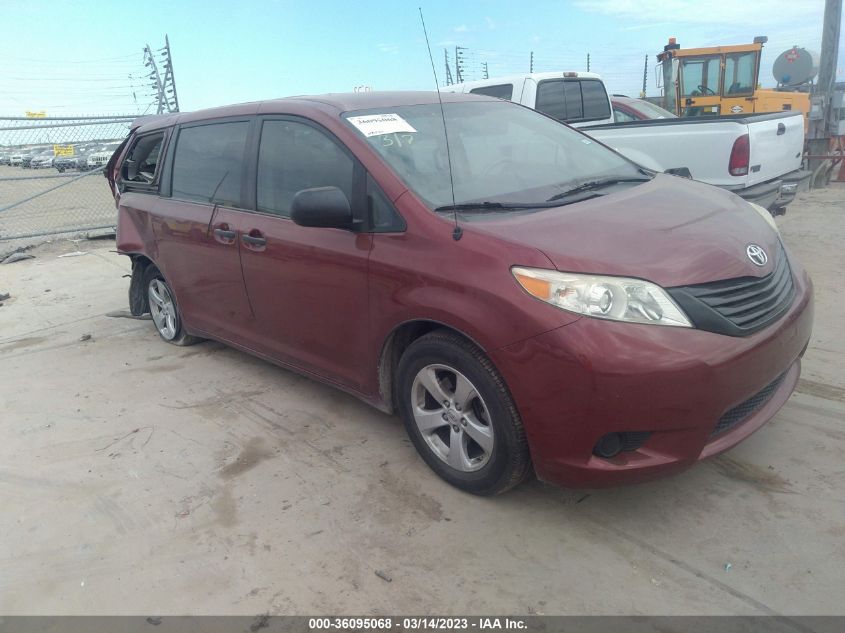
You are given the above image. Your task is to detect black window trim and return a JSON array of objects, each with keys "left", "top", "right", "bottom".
[
  {"left": 118, "top": 128, "right": 171, "bottom": 195},
  {"left": 535, "top": 78, "right": 612, "bottom": 124},
  {"left": 245, "top": 114, "right": 406, "bottom": 233},
  {"left": 163, "top": 115, "right": 256, "bottom": 210}
]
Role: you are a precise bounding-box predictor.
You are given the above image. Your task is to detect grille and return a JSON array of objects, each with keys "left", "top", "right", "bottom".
[
  {"left": 668, "top": 242, "right": 794, "bottom": 336},
  {"left": 712, "top": 371, "right": 787, "bottom": 437}
]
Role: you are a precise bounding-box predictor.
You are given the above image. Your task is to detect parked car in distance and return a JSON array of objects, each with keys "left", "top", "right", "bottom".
[
  {"left": 611, "top": 95, "right": 677, "bottom": 122},
  {"left": 110, "top": 92, "right": 813, "bottom": 495},
  {"left": 87, "top": 142, "right": 123, "bottom": 170},
  {"left": 55, "top": 144, "right": 97, "bottom": 172},
  {"left": 0, "top": 151, "right": 12, "bottom": 166},
  {"left": 451, "top": 72, "right": 806, "bottom": 212},
  {"left": 31, "top": 149, "right": 56, "bottom": 169}
]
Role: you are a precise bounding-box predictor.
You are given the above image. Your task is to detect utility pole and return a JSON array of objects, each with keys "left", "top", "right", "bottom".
[
  {"left": 586, "top": 53, "right": 590, "bottom": 72},
  {"left": 455, "top": 46, "right": 467, "bottom": 83},
  {"left": 641, "top": 54, "right": 649, "bottom": 98},
  {"left": 444, "top": 49, "right": 454, "bottom": 86},
  {"left": 808, "top": 0, "right": 842, "bottom": 185},
  {"left": 482, "top": 61, "right": 489, "bottom": 80},
  {"left": 529, "top": 51, "right": 534, "bottom": 73}
]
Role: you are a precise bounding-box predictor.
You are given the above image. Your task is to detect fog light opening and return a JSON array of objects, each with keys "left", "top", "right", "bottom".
[
  {"left": 593, "top": 431, "right": 652, "bottom": 459},
  {"left": 593, "top": 433, "right": 623, "bottom": 458}
]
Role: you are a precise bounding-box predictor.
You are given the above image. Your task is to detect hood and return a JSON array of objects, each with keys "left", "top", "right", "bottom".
[{"left": 468, "top": 174, "right": 782, "bottom": 288}]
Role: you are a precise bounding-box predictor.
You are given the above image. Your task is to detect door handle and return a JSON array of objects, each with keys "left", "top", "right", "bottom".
[
  {"left": 213, "top": 228, "right": 237, "bottom": 240},
  {"left": 777, "top": 123, "right": 786, "bottom": 135},
  {"left": 242, "top": 232, "right": 266, "bottom": 247}
]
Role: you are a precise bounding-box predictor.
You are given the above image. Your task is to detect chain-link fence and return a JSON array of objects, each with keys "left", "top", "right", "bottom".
[{"left": 0, "top": 116, "right": 134, "bottom": 243}]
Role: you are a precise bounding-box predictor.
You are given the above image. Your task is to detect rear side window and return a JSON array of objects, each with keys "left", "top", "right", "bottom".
[
  {"left": 536, "top": 79, "right": 610, "bottom": 123},
  {"left": 121, "top": 132, "right": 164, "bottom": 187},
  {"left": 470, "top": 84, "right": 514, "bottom": 100},
  {"left": 171, "top": 121, "right": 249, "bottom": 207},
  {"left": 257, "top": 120, "right": 354, "bottom": 217}
]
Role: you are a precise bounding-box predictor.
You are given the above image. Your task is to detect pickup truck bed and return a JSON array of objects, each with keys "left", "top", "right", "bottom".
[{"left": 581, "top": 112, "right": 806, "bottom": 210}]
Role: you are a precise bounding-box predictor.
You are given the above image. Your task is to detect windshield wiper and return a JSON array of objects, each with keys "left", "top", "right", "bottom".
[
  {"left": 546, "top": 177, "right": 651, "bottom": 202},
  {"left": 434, "top": 201, "right": 547, "bottom": 213}
]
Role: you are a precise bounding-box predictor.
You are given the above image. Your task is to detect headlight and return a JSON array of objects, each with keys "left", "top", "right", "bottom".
[
  {"left": 512, "top": 267, "right": 692, "bottom": 328},
  {"left": 748, "top": 202, "right": 780, "bottom": 235}
]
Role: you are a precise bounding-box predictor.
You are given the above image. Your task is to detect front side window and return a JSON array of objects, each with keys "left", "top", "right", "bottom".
[
  {"left": 724, "top": 52, "right": 756, "bottom": 96},
  {"left": 344, "top": 101, "right": 646, "bottom": 215},
  {"left": 470, "top": 84, "right": 514, "bottom": 100},
  {"left": 257, "top": 120, "right": 354, "bottom": 217},
  {"left": 171, "top": 121, "right": 249, "bottom": 207},
  {"left": 121, "top": 132, "right": 164, "bottom": 185},
  {"left": 681, "top": 57, "right": 721, "bottom": 96}
]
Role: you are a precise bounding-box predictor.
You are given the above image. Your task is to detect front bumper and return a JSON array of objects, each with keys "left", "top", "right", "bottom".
[{"left": 491, "top": 263, "right": 813, "bottom": 488}]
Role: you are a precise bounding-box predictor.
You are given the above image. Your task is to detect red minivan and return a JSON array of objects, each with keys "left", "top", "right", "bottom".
[{"left": 109, "top": 92, "right": 813, "bottom": 495}]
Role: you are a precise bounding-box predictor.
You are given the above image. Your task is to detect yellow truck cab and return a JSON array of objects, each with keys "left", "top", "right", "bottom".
[{"left": 657, "top": 37, "right": 811, "bottom": 124}]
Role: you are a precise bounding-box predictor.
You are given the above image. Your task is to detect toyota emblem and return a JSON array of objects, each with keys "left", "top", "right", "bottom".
[{"left": 746, "top": 244, "right": 768, "bottom": 266}]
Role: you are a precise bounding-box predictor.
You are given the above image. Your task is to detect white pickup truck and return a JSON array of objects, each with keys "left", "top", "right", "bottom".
[{"left": 448, "top": 72, "right": 805, "bottom": 212}]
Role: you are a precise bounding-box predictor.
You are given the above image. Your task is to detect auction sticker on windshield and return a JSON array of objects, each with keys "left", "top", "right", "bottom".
[{"left": 346, "top": 113, "right": 417, "bottom": 137}]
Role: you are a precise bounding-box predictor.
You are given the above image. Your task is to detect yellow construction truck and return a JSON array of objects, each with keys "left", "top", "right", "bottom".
[{"left": 656, "top": 37, "right": 814, "bottom": 124}]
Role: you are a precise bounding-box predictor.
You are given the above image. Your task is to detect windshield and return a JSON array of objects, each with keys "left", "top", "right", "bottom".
[{"left": 343, "top": 101, "right": 648, "bottom": 212}]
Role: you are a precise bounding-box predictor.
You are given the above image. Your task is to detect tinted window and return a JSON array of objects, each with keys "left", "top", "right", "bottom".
[
  {"left": 581, "top": 81, "right": 611, "bottom": 120},
  {"left": 257, "top": 120, "right": 354, "bottom": 217},
  {"left": 470, "top": 84, "right": 514, "bottom": 100},
  {"left": 535, "top": 80, "right": 567, "bottom": 120},
  {"left": 367, "top": 174, "right": 405, "bottom": 232},
  {"left": 536, "top": 80, "right": 609, "bottom": 122},
  {"left": 171, "top": 121, "right": 249, "bottom": 206}
]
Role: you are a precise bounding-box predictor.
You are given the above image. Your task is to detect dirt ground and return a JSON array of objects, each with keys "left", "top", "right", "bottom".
[{"left": 0, "top": 186, "right": 843, "bottom": 616}]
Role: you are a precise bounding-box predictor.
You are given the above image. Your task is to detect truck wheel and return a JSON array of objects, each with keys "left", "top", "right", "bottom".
[
  {"left": 143, "top": 266, "right": 201, "bottom": 346},
  {"left": 396, "top": 329, "right": 531, "bottom": 495}
]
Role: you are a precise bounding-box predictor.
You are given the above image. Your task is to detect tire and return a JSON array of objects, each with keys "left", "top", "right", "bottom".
[
  {"left": 142, "top": 265, "right": 201, "bottom": 346},
  {"left": 396, "top": 329, "right": 531, "bottom": 495}
]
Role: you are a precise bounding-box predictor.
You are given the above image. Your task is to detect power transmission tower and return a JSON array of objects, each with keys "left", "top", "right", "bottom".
[
  {"left": 529, "top": 51, "right": 534, "bottom": 73},
  {"left": 808, "top": 0, "right": 842, "bottom": 185},
  {"left": 444, "top": 49, "right": 454, "bottom": 86},
  {"left": 455, "top": 46, "right": 467, "bottom": 83},
  {"left": 482, "top": 61, "right": 489, "bottom": 80},
  {"left": 586, "top": 53, "right": 590, "bottom": 72},
  {"left": 640, "top": 54, "right": 649, "bottom": 98},
  {"left": 143, "top": 35, "right": 181, "bottom": 114},
  {"left": 160, "top": 35, "right": 180, "bottom": 112}
]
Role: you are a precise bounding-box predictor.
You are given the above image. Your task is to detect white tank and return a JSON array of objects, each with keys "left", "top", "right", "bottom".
[{"left": 772, "top": 47, "right": 819, "bottom": 87}]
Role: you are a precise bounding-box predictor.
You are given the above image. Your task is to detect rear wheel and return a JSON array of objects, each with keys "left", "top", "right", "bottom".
[
  {"left": 143, "top": 266, "right": 201, "bottom": 346},
  {"left": 396, "top": 330, "right": 531, "bottom": 495}
]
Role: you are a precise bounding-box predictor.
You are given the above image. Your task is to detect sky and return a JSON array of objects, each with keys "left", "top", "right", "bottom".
[{"left": 0, "top": 0, "right": 842, "bottom": 116}]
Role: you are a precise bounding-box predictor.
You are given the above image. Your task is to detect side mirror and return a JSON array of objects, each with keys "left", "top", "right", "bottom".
[{"left": 291, "top": 186, "right": 353, "bottom": 229}]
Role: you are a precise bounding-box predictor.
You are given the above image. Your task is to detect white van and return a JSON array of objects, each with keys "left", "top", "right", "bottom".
[{"left": 447, "top": 72, "right": 615, "bottom": 127}]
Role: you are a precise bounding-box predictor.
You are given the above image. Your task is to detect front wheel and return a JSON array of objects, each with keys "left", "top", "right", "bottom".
[
  {"left": 396, "top": 330, "right": 531, "bottom": 495},
  {"left": 143, "top": 266, "right": 201, "bottom": 346}
]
